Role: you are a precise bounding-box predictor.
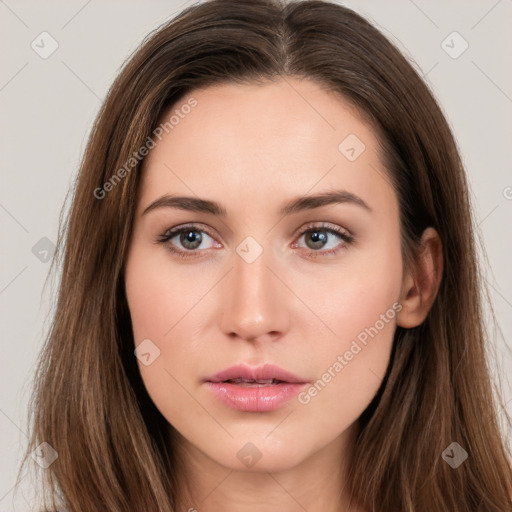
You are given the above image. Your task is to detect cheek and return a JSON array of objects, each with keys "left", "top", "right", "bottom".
[
  {"left": 124, "top": 241, "right": 214, "bottom": 343},
  {"left": 294, "top": 231, "right": 402, "bottom": 417},
  {"left": 124, "top": 242, "right": 222, "bottom": 417},
  {"left": 295, "top": 292, "right": 399, "bottom": 438},
  {"left": 291, "top": 224, "right": 403, "bottom": 347}
]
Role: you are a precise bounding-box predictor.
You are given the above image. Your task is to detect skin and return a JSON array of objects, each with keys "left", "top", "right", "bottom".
[{"left": 124, "top": 77, "right": 442, "bottom": 512}]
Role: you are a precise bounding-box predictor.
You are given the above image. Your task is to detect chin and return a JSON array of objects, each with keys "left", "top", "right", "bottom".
[{"left": 189, "top": 431, "right": 314, "bottom": 473}]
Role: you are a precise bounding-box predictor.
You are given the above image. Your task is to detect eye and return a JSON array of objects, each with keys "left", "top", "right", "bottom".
[
  {"left": 293, "top": 223, "right": 354, "bottom": 257},
  {"left": 156, "top": 223, "right": 221, "bottom": 258},
  {"left": 156, "top": 222, "right": 353, "bottom": 260}
]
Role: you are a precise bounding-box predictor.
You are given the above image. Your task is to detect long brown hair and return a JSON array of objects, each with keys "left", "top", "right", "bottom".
[{"left": 22, "top": 0, "right": 512, "bottom": 510}]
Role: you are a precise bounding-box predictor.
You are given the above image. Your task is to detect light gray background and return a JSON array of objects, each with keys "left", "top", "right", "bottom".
[{"left": 1, "top": 0, "right": 511, "bottom": 509}]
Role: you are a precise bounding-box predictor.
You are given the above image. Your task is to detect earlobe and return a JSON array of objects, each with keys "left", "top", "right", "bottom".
[{"left": 397, "top": 227, "right": 443, "bottom": 329}]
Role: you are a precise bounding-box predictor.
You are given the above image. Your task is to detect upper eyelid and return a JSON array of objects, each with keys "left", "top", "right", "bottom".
[
  {"left": 293, "top": 221, "right": 351, "bottom": 237},
  {"left": 163, "top": 222, "right": 216, "bottom": 237}
]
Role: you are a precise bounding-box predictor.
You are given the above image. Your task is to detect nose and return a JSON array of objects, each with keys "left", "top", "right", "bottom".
[{"left": 219, "top": 249, "right": 291, "bottom": 343}]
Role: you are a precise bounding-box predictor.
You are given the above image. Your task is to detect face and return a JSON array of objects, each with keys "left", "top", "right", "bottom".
[{"left": 124, "top": 78, "right": 404, "bottom": 473}]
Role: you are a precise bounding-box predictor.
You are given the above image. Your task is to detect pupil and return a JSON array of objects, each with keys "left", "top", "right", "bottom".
[
  {"left": 180, "top": 230, "right": 202, "bottom": 249},
  {"left": 307, "top": 230, "right": 327, "bottom": 249}
]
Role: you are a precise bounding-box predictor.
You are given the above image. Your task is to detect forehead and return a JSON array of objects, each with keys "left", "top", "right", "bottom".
[{"left": 138, "top": 78, "right": 396, "bottom": 218}]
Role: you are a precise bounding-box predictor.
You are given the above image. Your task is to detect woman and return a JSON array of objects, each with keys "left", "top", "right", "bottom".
[{"left": 23, "top": 0, "right": 512, "bottom": 510}]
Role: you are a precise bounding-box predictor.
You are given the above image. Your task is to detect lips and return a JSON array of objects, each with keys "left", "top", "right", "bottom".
[{"left": 204, "top": 364, "right": 308, "bottom": 412}]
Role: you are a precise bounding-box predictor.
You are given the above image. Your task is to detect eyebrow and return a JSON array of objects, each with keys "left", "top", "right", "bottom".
[{"left": 142, "top": 190, "right": 371, "bottom": 217}]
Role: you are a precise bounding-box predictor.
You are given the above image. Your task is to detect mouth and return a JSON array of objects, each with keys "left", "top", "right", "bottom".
[{"left": 204, "top": 364, "right": 308, "bottom": 412}]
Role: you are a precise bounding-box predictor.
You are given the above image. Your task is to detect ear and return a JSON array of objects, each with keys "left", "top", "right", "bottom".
[{"left": 397, "top": 227, "right": 443, "bottom": 328}]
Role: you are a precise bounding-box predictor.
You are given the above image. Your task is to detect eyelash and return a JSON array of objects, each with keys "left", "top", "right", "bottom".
[{"left": 156, "top": 222, "right": 354, "bottom": 260}]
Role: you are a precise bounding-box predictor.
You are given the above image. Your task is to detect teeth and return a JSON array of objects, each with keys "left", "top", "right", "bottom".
[{"left": 227, "top": 378, "right": 280, "bottom": 385}]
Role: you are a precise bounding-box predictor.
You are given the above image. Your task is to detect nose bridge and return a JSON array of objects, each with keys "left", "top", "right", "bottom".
[{"left": 220, "top": 245, "right": 289, "bottom": 341}]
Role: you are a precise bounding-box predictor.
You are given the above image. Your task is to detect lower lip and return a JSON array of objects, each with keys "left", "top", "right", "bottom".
[{"left": 205, "top": 382, "right": 307, "bottom": 412}]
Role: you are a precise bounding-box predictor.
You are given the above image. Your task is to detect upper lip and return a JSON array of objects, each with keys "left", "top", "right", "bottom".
[{"left": 204, "top": 364, "right": 307, "bottom": 384}]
